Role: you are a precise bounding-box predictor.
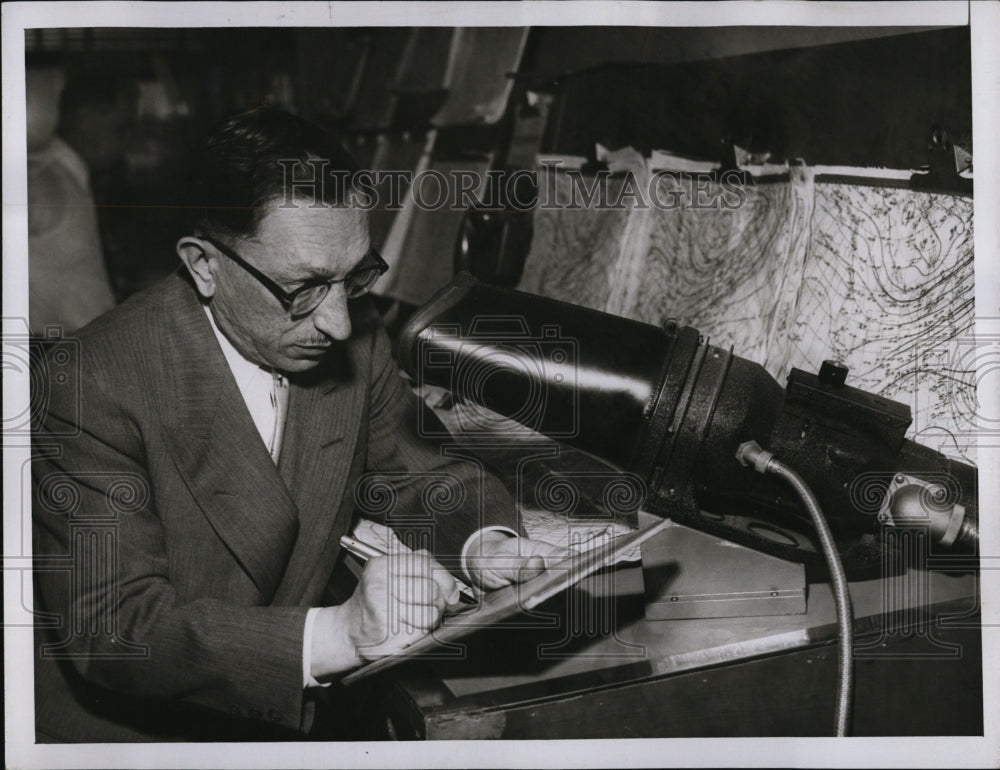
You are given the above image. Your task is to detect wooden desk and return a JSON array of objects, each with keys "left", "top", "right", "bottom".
[{"left": 367, "top": 565, "right": 982, "bottom": 739}]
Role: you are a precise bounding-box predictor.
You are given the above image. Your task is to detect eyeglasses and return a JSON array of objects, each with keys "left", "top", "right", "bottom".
[{"left": 201, "top": 234, "right": 388, "bottom": 318}]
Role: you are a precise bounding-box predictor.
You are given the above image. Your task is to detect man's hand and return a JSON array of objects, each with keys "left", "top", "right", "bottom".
[
  {"left": 465, "top": 531, "right": 574, "bottom": 591},
  {"left": 310, "top": 549, "right": 460, "bottom": 678}
]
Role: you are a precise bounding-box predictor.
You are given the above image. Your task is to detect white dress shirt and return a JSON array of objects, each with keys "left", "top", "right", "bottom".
[{"left": 204, "top": 307, "right": 288, "bottom": 462}]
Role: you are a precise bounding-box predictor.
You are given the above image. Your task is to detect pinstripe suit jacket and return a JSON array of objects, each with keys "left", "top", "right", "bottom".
[{"left": 31, "top": 270, "right": 519, "bottom": 741}]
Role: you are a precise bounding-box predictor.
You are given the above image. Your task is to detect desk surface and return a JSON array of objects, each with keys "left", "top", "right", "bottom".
[
  {"left": 374, "top": 563, "right": 980, "bottom": 739},
  {"left": 426, "top": 562, "right": 977, "bottom": 700},
  {"left": 371, "top": 426, "right": 983, "bottom": 737}
]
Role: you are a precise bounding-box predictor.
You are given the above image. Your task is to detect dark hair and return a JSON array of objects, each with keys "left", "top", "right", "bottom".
[{"left": 187, "top": 105, "right": 361, "bottom": 239}]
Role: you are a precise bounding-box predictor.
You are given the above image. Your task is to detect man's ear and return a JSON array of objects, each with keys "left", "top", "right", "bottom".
[{"left": 176, "top": 237, "right": 217, "bottom": 299}]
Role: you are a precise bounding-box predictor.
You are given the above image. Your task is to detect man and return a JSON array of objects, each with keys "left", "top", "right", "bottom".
[{"left": 31, "top": 106, "right": 564, "bottom": 741}]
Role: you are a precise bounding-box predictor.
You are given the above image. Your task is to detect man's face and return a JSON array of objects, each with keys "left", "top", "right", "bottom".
[{"left": 208, "top": 199, "right": 371, "bottom": 374}]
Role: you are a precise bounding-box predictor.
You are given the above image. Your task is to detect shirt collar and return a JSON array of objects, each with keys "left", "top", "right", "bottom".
[{"left": 203, "top": 304, "right": 274, "bottom": 386}]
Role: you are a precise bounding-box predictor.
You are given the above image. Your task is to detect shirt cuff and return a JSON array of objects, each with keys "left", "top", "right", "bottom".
[
  {"left": 302, "top": 607, "right": 332, "bottom": 689},
  {"left": 460, "top": 526, "right": 519, "bottom": 585}
]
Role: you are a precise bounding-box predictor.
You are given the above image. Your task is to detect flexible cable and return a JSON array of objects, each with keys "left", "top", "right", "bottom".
[{"left": 736, "top": 441, "right": 854, "bottom": 737}]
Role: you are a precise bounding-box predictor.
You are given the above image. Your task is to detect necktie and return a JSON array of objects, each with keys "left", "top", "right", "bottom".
[{"left": 268, "top": 372, "right": 289, "bottom": 463}]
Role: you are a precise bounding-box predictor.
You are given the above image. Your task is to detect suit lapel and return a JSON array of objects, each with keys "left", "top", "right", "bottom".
[
  {"left": 272, "top": 343, "right": 366, "bottom": 605},
  {"left": 158, "top": 273, "right": 299, "bottom": 600}
]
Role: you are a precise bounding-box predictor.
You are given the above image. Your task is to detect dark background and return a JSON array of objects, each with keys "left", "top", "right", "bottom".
[{"left": 26, "top": 26, "right": 972, "bottom": 300}]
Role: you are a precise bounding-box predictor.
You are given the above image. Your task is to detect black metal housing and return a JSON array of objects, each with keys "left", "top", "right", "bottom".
[{"left": 398, "top": 273, "right": 979, "bottom": 574}]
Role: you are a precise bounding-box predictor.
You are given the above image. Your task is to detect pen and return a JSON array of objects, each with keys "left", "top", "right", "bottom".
[{"left": 339, "top": 534, "right": 479, "bottom": 605}]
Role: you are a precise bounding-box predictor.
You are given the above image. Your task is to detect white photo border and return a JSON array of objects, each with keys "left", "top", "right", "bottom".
[{"left": 3, "top": 2, "right": 997, "bottom": 768}]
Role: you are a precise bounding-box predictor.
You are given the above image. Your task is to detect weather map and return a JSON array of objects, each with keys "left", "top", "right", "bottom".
[{"left": 517, "top": 167, "right": 977, "bottom": 460}]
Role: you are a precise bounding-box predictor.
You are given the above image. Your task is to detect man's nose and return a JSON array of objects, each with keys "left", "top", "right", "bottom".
[{"left": 311, "top": 287, "right": 353, "bottom": 341}]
